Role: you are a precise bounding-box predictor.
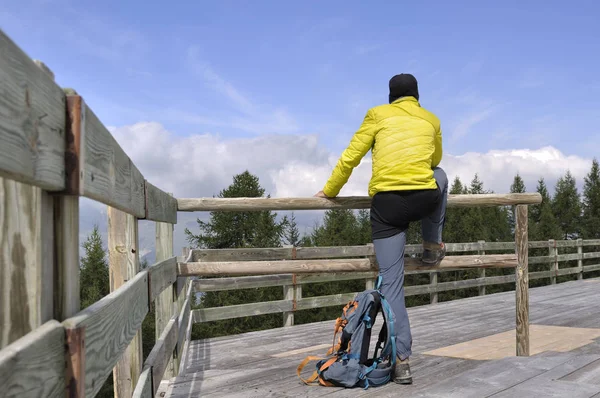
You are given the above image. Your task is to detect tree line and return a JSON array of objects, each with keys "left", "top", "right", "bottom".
[{"left": 79, "top": 159, "right": 600, "bottom": 393}]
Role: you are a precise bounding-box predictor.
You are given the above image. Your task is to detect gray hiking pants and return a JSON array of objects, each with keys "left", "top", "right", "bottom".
[{"left": 373, "top": 167, "right": 448, "bottom": 360}]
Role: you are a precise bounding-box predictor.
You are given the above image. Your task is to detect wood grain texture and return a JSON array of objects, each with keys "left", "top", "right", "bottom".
[
  {"left": 40, "top": 192, "right": 54, "bottom": 323},
  {"left": 108, "top": 208, "right": 143, "bottom": 397},
  {"left": 145, "top": 317, "right": 178, "bottom": 394},
  {"left": 155, "top": 220, "right": 175, "bottom": 380},
  {"left": 0, "top": 30, "right": 65, "bottom": 190},
  {"left": 131, "top": 367, "right": 152, "bottom": 398},
  {"left": 577, "top": 238, "right": 584, "bottom": 280},
  {"left": 0, "top": 320, "right": 64, "bottom": 398},
  {"left": 193, "top": 274, "right": 294, "bottom": 292},
  {"left": 148, "top": 257, "right": 177, "bottom": 302},
  {"left": 177, "top": 284, "right": 192, "bottom": 356},
  {"left": 296, "top": 294, "right": 355, "bottom": 311},
  {"left": 81, "top": 105, "right": 145, "bottom": 217},
  {"left": 177, "top": 193, "right": 542, "bottom": 212},
  {"left": 515, "top": 205, "right": 529, "bottom": 356},
  {"left": 0, "top": 179, "right": 42, "bottom": 349},
  {"left": 63, "top": 268, "right": 149, "bottom": 397},
  {"left": 145, "top": 181, "right": 177, "bottom": 223},
  {"left": 193, "top": 300, "right": 294, "bottom": 323},
  {"left": 178, "top": 254, "right": 517, "bottom": 277},
  {"left": 53, "top": 195, "right": 79, "bottom": 320}
]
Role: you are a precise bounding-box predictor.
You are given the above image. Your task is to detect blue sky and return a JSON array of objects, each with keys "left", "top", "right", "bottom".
[
  {"left": 2, "top": 0, "right": 599, "bottom": 255},
  {"left": 2, "top": 0, "right": 599, "bottom": 156}
]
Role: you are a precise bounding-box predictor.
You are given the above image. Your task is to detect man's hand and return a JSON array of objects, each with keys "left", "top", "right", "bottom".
[{"left": 314, "top": 190, "right": 331, "bottom": 198}]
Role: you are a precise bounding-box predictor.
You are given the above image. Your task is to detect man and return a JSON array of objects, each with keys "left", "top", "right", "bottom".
[{"left": 314, "top": 73, "right": 448, "bottom": 385}]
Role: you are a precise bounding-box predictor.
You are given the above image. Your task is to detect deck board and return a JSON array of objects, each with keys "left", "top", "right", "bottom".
[{"left": 167, "top": 278, "right": 600, "bottom": 397}]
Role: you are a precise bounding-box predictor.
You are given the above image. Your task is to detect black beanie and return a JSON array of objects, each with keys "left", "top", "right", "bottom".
[{"left": 389, "top": 73, "right": 419, "bottom": 103}]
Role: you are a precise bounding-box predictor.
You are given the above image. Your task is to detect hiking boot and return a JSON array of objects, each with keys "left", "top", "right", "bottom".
[
  {"left": 421, "top": 242, "right": 446, "bottom": 265},
  {"left": 393, "top": 359, "right": 412, "bottom": 384}
]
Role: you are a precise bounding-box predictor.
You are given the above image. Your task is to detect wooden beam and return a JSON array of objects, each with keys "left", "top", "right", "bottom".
[
  {"left": 53, "top": 195, "right": 80, "bottom": 320},
  {"left": 155, "top": 219, "right": 176, "bottom": 380},
  {"left": 62, "top": 271, "right": 149, "bottom": 398},
  {"left": 145, "top": 181, "right": 177, "bottom": 224},
  {"left": 0, "top": 178, "right": 42, "bottom": 348},
  {"left": 177, "top": 193, "right": 542, "bottom": 212},
  {"left": 0, "top": 30, "right": 65, "bottom": 190},
  {"left": 81, "top": 104, "right": 145, "bottom": 217},
  {"left": 144, "top": 317, "right": 178, "bottom": 395},
  {"left": 0, "top": 320, "right": 64, "bottom": 397},
  {"left": 194, "top": 274, "right": 294, "bottom": 292},
  {"left": 193, "top": 300, "right": 294, "bottom": 323},
  {"left": 108, "top": 208, "right": 143, "bottom": 397},
  {"left": 148, "top": 257, "right": 177, "bottom": 302},
  {"left": 177, "top": 283, "right": 192, "bottom": 356},
  {"left": 178, "top": 254, "right": 518, "bottom": 277},
  {"left": 131, "top": 367, "right": 152, "bottom": 398},
  {"left": 515, "top": 205, "right": 529, "bottom": 357}
]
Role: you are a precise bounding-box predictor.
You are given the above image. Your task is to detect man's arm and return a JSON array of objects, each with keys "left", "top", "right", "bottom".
[
  {"left": 432, "top": 124, "right": 442, "bottom": 168},
  {"left": 321, "top": 110, "right": 377, "bottom": 197}
]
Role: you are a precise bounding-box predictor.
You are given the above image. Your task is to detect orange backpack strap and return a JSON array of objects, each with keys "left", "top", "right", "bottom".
[{"left": 297, "top": 355, "right": 338, "bottom": 387}]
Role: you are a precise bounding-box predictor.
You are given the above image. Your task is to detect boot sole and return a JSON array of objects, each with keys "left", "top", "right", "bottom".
[{"left": 393, "top": 377, "right": 413, "bottom": 385}]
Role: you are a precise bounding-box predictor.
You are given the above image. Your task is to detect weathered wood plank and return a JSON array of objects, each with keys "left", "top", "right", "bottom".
[
  {"left": 53, "top": 195, "right": 80, "bottom": 320},
  {"left": 148, "top": 256, "right": 177, "bottom": 302},
  {"left": 296, "top": 293, "right": 356, "bottom": 311},
  {"left": 155, "top": 219, "right": 175, "bottom": 380},
  {"left": 63, "top": 270, "right": 149, "bottom": 398},
  {"left": 179, "top": 254, "right": 517, "bottom": 277},
  {"left": 296, "top": 271, "right": 378, "bottom": 284},
  {"left": 131, "top": 367, "right": 152, "bottom": 398},
  {"left": 81, "top": 104, "right": 145, "bottom": 217},
  {"left": 193, "top": 300, "right": 294, "bottom": 323},
  {"left": 584, "top": 264, "right": 600, "bottom": 273},
  {"left": 194, "top": 274, "right": 294, "bottom": 292},
  {"left": 0, "top": 320, "right": 64, "bottom": 398},
  {"left": 0, "top": 30, "right": 65, "bottom": 190},
  {"left": 177, "top": 193, "right": 542, "bottom": 212},
  {"left": 40, "top": 192, "right": 54, "bottom": 323},
  {"left": 108, "top": 208, "right": 143, "bottom": 397},
  {"left": 0, "top": 179, "right": 42, "bottom": 348},
  {"left": 515, "top": 204, "right": 529, "bottom": 356},
  {"left": 145, "top": 181, "right": 177, "bottom": 223},
  {"left": 145, "top": 317, "right": 178, "bottom": 395},
  {"left": 177, "top": 283, "right": 192, "bottom": 362}
]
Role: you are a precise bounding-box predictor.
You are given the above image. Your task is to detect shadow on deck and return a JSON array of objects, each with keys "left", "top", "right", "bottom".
[{"left": 165, "top": 279, "right": 600, "bottom": 397}]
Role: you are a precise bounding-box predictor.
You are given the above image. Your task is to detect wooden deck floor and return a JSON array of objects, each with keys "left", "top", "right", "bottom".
[{"left": 165, "top": 278, "right": 600, "bottom": 397}]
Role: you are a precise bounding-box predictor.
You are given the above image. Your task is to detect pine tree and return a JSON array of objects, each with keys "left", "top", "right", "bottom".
[
  {"left": 531, "top": 177, "right": 551, "bottom": 223},
  {"left": 186, "top": 171, "right": 286, "bottom": 339},
  {"left": 311, "top": 209, "right": 360, "bottom": 246},
  {"left": 552, "top": 170, "right": 582, "bottom": 239},
  {"left": 530, "top": 178, "right": 562, "bottom": 240},
  {"left": 582, "top": 159, "right": 600, "bottom": 239},
  {"left": 185, "top": 171, "right": 286, "bottom": 248},
  {"left": 356, "top": 209, "right": 372, "bottom": 245},
  {"left": 509, "top": 173, "right": 527, "bottom": 232},
  {"left": 80, "top": 225, "right": 109, "bottom": 309},
  {"left": 284, "top": 212, "right": 301, "bottom": 246},
  {"left": 443, "top": 176, "right": 470, "bottom": 243}
]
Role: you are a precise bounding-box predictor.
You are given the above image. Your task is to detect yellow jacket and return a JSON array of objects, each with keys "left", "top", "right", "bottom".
[{"left": 323, "top": 96, "right": 442, "bottom": 197}]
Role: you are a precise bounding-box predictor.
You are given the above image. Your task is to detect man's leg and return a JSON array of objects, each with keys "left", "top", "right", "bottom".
[
  {"left": 372, "top": 231, "right": 412, "bottom": 384},
  {"left": 422, "top": 167, "right": 449, "bottom": 263}
]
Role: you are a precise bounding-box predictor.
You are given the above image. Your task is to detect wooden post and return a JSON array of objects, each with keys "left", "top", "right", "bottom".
[
  {"left": 430, "top": 271, "right": 438, "bottom": 304},
  {"left": 478, "top": 240, "right": 486, "bottom": 296},
  {"left": 108, "top": 208, "right": 143, "bottom": 397},
  {"left": 577, "top": 238, "right": 583, "bottom": 280},
  {"left": 53, "top": 195, "right": 80, "bottom": 320},
  {"left": 515, "top": 205, "right": 529, "bottom": 356},
  {"left": 283, "top": 275, "right": 296, "bottom": 327},
  {"left": 156, "top": 220, "right": 175, "bottom": 379},
  {"left": 0, "top": 179, "right": 42, "bottom": 348},
  {"left": 549, "top": 239, "right": 557, "bottom": 284}
]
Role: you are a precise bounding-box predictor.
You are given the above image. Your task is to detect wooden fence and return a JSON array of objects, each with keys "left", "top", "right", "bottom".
[
  {"left": 188, "top": 239, "right": 600, "bottom": 328},
  {"left": 0, "top": 26, "right": 577, "bottom": 398}
]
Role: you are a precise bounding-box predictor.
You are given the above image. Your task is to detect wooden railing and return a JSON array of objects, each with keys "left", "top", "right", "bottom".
[
  {"left": 187, "top": 239, "right": 600, "bottom": 327},
  {"left": 1, "top": 26, "right": 577, "bottom": 398},
  {"left": 0, "top": 29, "right": 189, "bottom": 398}
]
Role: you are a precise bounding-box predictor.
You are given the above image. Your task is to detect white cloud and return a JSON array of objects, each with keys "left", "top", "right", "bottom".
[
  {"left": 451, "top": 107, "right": 495, "bottom": 142},
  {"left": 91, "top": 122, "right": 593, "bottom": 258}
]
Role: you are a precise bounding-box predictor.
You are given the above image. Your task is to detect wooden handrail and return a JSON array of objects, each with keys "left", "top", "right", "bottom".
[{"left": 177, "top": 193, "right": 543, "bottom": 212}]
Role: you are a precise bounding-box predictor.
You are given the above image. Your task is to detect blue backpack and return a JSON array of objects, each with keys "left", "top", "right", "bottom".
[{"left": 297, "top": 279, "right": 397, "bottom": 389}]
